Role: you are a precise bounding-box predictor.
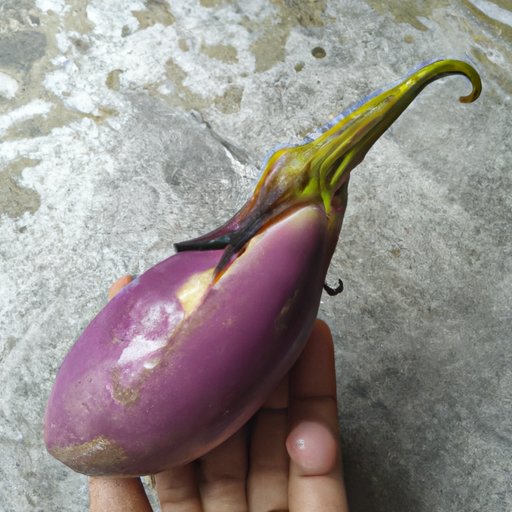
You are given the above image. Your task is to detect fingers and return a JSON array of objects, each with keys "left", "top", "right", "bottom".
[
  {"left": 247, "top": 377, "right": 290, "bottom": 512},
  {"left": 287, "top": 320, "right": 349, "bottom": 512},
  {"left": 155, "top": 464, "right": 203, "bottom": 512},
  {"left": 197, "top": 429, "right": 249, "bottom": 512},
  {"left": 157, "top": 416, "right": 249, "bottom": 512},
  {"left": 89, "top": 477, "right": 153, "bottom": 512}
]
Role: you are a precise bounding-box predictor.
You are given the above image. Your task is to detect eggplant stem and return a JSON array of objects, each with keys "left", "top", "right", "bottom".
[{"left": 175, "top": 59, "right": 482, "bottom": 277}]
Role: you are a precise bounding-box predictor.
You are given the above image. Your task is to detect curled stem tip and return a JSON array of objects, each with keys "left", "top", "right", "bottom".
[{"left": 411, "top": 59, "right": 482, "bottom": 103}]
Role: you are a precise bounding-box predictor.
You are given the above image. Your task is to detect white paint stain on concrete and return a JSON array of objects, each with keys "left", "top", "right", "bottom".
[
  {"left": 65, "top": 90, "right": 98, "bottom": 115},
  {"left": 0, "top": 72, "right": 19, "bottom": 100},
  {"left": 36, "top": 0, "right": 68, "bottom": 14},
  {"left": 468, "top": 0, "right": 512, "bottom": 27},
  {"left": 0, "top": 99, "right": 53, "bottom": 137}
]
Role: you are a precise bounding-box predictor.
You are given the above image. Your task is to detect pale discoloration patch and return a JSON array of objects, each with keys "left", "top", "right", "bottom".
[
  {"left": 50, "top": 436, "right": 128, "bottom": 475},
  {"left": 109, "top": 296, "right": 184, "bottom": 396},
  {"left": 177, "top": 268, "right": 215, "bottom": 317},
  {"left": 117, "top": 300, "right": 183, "bottom": 366},
  {"left": 109, "top": 297, "right": 186, "bottom": 404}
]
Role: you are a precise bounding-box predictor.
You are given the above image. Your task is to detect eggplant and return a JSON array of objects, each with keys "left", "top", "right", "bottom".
[{"left": 44, "top": 59, "right": 481, "bottom": 476}]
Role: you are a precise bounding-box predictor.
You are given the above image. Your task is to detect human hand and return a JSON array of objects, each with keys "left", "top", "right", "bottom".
[{"left": 89, "top": 276, "right": 348, "bottom": 511}]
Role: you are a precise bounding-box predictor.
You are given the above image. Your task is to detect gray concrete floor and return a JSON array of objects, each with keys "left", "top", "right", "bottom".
[{"left": 0, "top": 0, "right": 511, "bottom": 511}]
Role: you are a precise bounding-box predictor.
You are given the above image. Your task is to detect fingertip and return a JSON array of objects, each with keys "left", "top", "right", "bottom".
[
  {"left": 310, "top": 319, "right": 335, "bottom": 355},
  {"left": 108, "top": 275, "right": 133, "bottom": 300},
  {"left": 89, "top": 477, "right": 152, "bottom": 512},
  {"left": 286, "top": 420, "right": 338, "bottom": 476},
  {"left": 287, "top": 417, "right": 349, "bottom": 512},
  {"left": 313, "top": 318, "right": 332, "bottom": 340}
]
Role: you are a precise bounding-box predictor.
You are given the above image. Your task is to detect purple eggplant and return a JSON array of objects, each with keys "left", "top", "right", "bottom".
[{"left": 44, "top": 59, "right": 481, "bottom": 476}]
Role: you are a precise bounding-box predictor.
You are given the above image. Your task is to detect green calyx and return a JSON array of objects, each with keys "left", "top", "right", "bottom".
[
  {"left": 255, "top": 58, "right": 481, "bottom": 215},
  {"left": 175, "top": 59, "right": 481, "bottom": 269}
]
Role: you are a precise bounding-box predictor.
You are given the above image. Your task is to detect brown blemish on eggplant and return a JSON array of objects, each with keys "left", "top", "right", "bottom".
[
  {"left": 275, "top": 289, "right": 299, "bottom": 333},
  {"left": 111, "top": 368, "right": 140, "bottom": 406},
  {"left": 50, "top": 436, "right": 128, "bottom": 476},
  {"left": 111, "top": 335, "right": 122, "bottom": 345}
]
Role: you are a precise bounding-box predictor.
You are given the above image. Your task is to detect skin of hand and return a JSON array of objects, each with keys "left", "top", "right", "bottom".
[{"left": 89, "top": 275, "right": 349, "bottom": 512}]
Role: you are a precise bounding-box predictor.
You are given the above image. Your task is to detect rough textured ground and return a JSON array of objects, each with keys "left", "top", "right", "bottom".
[{"left": 0, "top": 0, "right": 511, "bottom": 511}]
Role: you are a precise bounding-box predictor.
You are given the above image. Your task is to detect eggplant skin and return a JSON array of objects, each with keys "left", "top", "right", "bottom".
[{"left": 44, "top": 205, "right": 333, "bottom": 476}]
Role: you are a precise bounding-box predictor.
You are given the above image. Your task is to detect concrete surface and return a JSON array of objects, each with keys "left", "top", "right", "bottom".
[{"left": 0, "top": 0, "right": 511, "bottom": 510}]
